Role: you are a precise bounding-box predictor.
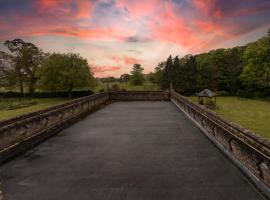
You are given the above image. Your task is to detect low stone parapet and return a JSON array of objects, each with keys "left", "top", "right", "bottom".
[
  {"left": 109, "top": 91, "right": 169, "bottom": 101},
  {"left": 170, "top": 89, "right": 270, "bottom": 197},
  {"left": 0, "top": 92, "right": 110, "bottom": 164}
]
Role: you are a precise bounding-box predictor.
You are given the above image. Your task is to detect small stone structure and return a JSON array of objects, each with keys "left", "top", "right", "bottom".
[
  {"left": 0, "top": 90, "right": 269, "bottom": 197},
  {"left": 196, "top": 89, "right": 217, "bottom": 107}
]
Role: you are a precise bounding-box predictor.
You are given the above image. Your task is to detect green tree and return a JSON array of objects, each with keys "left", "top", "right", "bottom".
[
  {"left": 241, "top": 35, "right": 270, "bottom": 91},
  {"left": 161, "top": 55, "right": 173, "bottom": 89},
  {"left": 119, "top": 74, "right": 130, "bottom": 83},
  {"left": 38, "top": 53, "right": 95, "bottom": 96},
  {"left": 174, "top": 55, "right": 199, "bottom": 94},
  {"left": 130, "top": 64, "right": 144, "bottom": 85},
  {"left": 3, "top": 39, "right": 46, "bottom": 94},
  {"left": 152, "top": 62, "right": 165, "bottom": 85}
]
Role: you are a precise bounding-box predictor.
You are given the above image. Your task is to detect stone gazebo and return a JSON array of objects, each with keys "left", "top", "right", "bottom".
[{"left": 196, "top": 89, "right": 217, "bottom": 107}]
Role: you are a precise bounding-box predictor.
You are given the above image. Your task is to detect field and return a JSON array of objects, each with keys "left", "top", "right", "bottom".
[
  {"left": 187, "top": 96, "right": 270, "bottom": 139},
  {"left": 94, "top": 81, "right": 160, "bottom": 92},
  {"left": 0, "top": 98, "right": 69, "bottom": 121}
]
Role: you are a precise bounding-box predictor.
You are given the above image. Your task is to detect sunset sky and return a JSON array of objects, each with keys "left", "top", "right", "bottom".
[{"left": 0, "top": 0, "right": 270, "bottom": 77}]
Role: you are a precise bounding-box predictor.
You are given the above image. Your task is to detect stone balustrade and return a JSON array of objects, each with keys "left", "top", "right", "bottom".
[
  {"left": 0, "top": 90, "right": 269, "bottom": 196},
  {"left": 170, "top": 89, "right": 270, "bottom": 194},
  {"left": 0, "top": 92, "right": 110, "bottom": 163},
  {"left": 109, "top": 91, "right": 169, "bottom": 101}
]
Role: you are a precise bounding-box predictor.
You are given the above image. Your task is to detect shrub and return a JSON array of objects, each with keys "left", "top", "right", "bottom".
[
  {"left": 217, "top": 91, "right": 229, "bottom": 96},
  {"left": 236, "top": 89, "right": 253, "bottom": 98},
  {"left": 0, "top": 90, "right": 94, "bottom": 98},
  {"left": 110, "top": 84, "right": 120, "bottom": 91}
]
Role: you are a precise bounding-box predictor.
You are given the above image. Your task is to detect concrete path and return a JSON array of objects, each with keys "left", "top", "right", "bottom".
[{"left": 0, "top": 102, "right": 265, "bottom": 200}]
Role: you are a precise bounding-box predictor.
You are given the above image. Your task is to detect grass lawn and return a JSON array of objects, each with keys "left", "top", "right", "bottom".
[
  {"left": 187, "top": 96, "right": 270, "bottom": 139},
  {"left": 94, "top": 81, "right": 160, "bottom": 92},
  {"left": 0, "top": 98, "right": 70, "bottom": 121}
]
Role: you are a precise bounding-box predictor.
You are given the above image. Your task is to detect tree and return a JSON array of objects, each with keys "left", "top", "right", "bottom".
[
  {"left": 152, "top": 62, "right": 165, "bottom": 85},
  {"left": 173, "top": 55, "right": 199, "bottom": 94},
  {"left": 3, "top": 39, "right": 46, "bottom": 94},
  {"left": 38, "top": 53, "right": 95, "bottom": 97},
  {"left": 119, "top": 74, "right": 130, "bottom": 83},
  {"left": 130, "top": 64, "right": 144, "bottom": 85},
  {"left": 161, "top": 55, "right": 173, "bottom": 89},
  {"left": 241, "top": 36, "right": 270, "bottom": 90}
]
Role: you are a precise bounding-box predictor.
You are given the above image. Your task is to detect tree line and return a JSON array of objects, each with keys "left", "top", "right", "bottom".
[
  {"left": 0, "top": 39, "right": 95, "bottom": 96},
  {"left": 100, "top": 64, "right": 147, "bottom": 86},
  {"left": 152, "top": 29, "right": 270, "bottom": 97}
]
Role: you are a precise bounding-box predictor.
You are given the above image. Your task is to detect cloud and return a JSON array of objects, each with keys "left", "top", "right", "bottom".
[
  {"left": 111, "top": 55, "right": 142, "bottom": 65},
  {"left": 1, "top": 0, "right": 270, "bottom": 76},
  {"left": 92, "top": 65, "right": 122, "bottom": 77},
  {"left": 116, "top": 0, "right": 162, "bottom": 17}
]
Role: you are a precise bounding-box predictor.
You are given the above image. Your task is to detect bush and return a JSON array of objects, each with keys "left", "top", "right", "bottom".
[
  {"left": 217, "top": 91, "right": 229, "bottom": 96},
  {"left": 236, "top": 89, "right": 253, "bottom": 98},
  {"left": 110, "top": 84, "right": 120, "bottom": 91},
  {"left": 253, "top": 91, "right": 264, "bottom": 98},
  {"left": 0, "top": 90, "right": 94, "bottom": 98}
]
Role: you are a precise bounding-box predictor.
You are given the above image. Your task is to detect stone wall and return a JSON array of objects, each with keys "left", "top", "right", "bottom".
[
  {"left": 0, "top": 91, "right": 169, "bottom": 164},
  {"left": 170, "top": 89, "right": 270, "bottom": 196},
  {"left": 0, "top": 92, "right": 110, "bottom": 164},
  {"left": 0, "top": 90, "right": 269, "bottom": 196},
  {"left": 109, "top": 91, "right": 169, "bottom": 101}
]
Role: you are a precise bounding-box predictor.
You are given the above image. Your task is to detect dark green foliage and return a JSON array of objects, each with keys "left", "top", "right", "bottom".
[
  {"left": 130, "top": 64, "right": 145, "bottom": 85},
  {"left": 119, "top": 74, "right": 130, "bottom": 83},
  {"left": 161, "top": 55, "right": 173, "bottom": 89},
  {"left": 152, "top": 62, "right": 165, "bottom": 85},
  {"left": 241, "top": 37, "right": 270, "bottom": 90},
  {"left": 0, "top": 91, "right": 94, "bottom": 98},
  {"left": 174, "top": 55, "right": 199, "bottom": 95},
  {"left": 2, "top": 39, "right": 46, "bottom": 95},
  {"left": 153, "top": 29, "right": 270, "bottom": 97},
  {"left": 38, "top": 53, "right": 95, "bottom": 96},
  {"left": 100, "top": 76, "right": 119, "bottom": 83},
  {"left": 110, "top": 83, "right": 120, "bottom": 91}
]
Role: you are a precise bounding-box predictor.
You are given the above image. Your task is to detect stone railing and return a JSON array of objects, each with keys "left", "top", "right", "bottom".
[
  {"left": 170, "top": 89, "right": 270, "bottom": 194},
  {"left": 109, "top": 91, "right": 169, "bottom": 101},
  {"left": 0, "top": 91, "right": 169, "bottom": 163},
  {"left": 0, "top": 92, "right": 110, "bottom": 163}
]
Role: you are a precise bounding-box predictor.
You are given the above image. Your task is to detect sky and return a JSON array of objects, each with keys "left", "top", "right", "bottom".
[{"left": 0, "top": 0, "right": 270, "bottom": 77}]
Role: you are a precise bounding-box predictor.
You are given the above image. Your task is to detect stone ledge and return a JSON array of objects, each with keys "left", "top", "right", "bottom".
[{"left": 170, "top": 90, "right": 270, "bottom": 198}]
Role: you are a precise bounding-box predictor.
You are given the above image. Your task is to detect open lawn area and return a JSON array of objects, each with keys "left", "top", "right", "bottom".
[
  {"left": 187, "top": 96, "right": 270, "bottom": 139},
  {"left": 0, "top": 98, "right": 70, "bottom": 121}
]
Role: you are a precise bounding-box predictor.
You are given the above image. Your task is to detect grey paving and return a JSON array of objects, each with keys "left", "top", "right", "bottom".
[{"left": 0, "top": 102, "right": 265, "bottom": 200}]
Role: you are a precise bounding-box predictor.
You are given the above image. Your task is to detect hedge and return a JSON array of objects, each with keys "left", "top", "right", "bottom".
[{"left": 0, "top": 90, "right": 94, "bottom": 98}]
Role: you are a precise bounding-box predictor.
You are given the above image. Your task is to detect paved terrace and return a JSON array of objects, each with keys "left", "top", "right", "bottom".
[{"left": 0, "top": 101, "right": 265, "bottom": 199}]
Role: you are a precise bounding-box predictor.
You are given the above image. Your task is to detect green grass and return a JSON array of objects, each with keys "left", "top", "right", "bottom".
[
  {"left": 187, "top": 96, "right": 270, "bottom": 139},
  {"left": 0, "top": 98, "right": 37, "bottom": 110},
  {"left": 0, "top": 98, "right": 70, "bottom": 121},
  {"left": 94, "top": 81, "right": 160, "bottom": 92}
]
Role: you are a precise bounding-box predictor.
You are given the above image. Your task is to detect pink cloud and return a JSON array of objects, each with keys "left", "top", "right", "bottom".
[
  {"left": 111, "top": 55, "right": 142, "bottom": 65},
  {"left": 192, "top": 0, "right": 215, "bottom": 15},
  {"left": 149, "top": 2, "right": 203, "bottom": 50},
  {"left": 75, "top": 0, "right": 93, "bottom": 19},
  {"left": 116, "top": 0, "right": 162, "bottom": 17},
  {"left": 193, "top": 20, "right": 227, "bottom": 37},
  {"left": 92, "top": 65, "right": 122, "bottom": 77}
]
